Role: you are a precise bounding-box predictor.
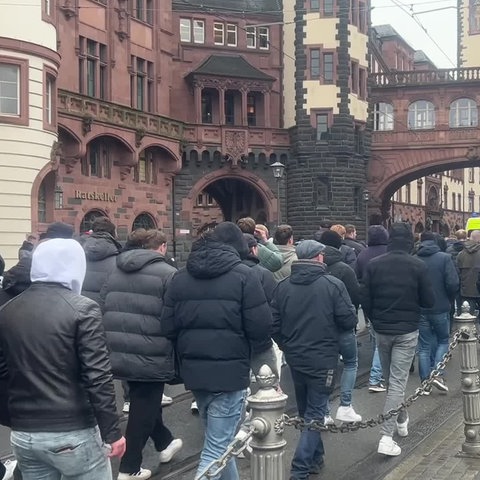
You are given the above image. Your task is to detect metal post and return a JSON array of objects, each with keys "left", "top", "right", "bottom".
[
  {"left": 277, "top": 179, "right": 281, "bottom": 225},
  {"left": 247, "top": 365, "right": 288, "bottom": 480},
  {"left": 455, "top": 301, "right": 480, "bottom": 457}
]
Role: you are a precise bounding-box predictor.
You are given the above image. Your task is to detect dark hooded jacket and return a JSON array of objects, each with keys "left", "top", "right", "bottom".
[
  {"left": 0, "top": 256, "right": 31, "bottom": 427},
  {"left": 415, "top": 240, "right": 459, "bottom": 313},
  {"left": 360, "top": 223, "right": 435, "bottom": 335},
  {"left": 243, "top": 254, "right": 277, "bottom": 303},
  {"left": 457, "top": 240, "right": 480, "bottom": 298},
  {"left": 446, "top": 240, "right": 465, "bottom": 266},
  {"left": 271, "top": 260, "right": 357, "bottom": 379},
  {"left": 100, "top": 249, "right": 177, "bottom": 382},
  {"left": 82, "top": 232, "right": 122, "bottom": 304},
  {"left": 323, "top": 245, "right": 360, "bottom": 307},
  {"left": 355, "top": 225, "right": 389, "bottom": 282},
  {"left": 344, "top": 237, "right": 366, "bottom": 257},
  {"left": 161, "top": 228, "right": 272, "bottom": 393}
]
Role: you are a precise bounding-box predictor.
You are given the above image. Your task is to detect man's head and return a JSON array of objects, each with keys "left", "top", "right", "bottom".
[
  {"left": 236, "top": 217, "right": 256, "bottom": 234},
  {"left": 274, "top": 224, "right": 294, "bottom": 246},
  {"left": 254, "top": 224, "right": 269, "bottom": 242},
  {"left": 126, "top": 229, "right": 167, "bottom": 254},
  {"left": 243, "top": 233, "right": 258, "bottom": 256},
  {"left": 388, "top": 222, "right": 414, "bottom": 252},
  {"left": 470, "top": 230, "right": 480, "bottom": 242},
  {"left": 345, "top": 224, "right": 356, "bottom": 239},
  {"left": 295, "top": 240, "right": 326, "bottom": 262},
  {"left": 212, "top": 222, "right": 249, "bottom": 259},
  {"left": 320, "top": 230, "right": 342, "bottom": 249},
  {"left": 30, "top": 238, "right": 86, "bottom": 294},
  {"left": 420, "top": 231, "right": 435, "bottom": 242},
  {"left": 92, "top": 216, "right": 116, "bottom": 237},
  {"left": 330, "top": 224, "right": 346, "bottom": 239},
  {"left": 455, "top": 229, "right": 467, "bottom": 240},
  {"left": 45, "top": 222, "right": 74, "bottom": 240}
]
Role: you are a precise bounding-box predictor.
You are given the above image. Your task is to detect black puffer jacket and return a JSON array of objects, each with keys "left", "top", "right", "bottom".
[
  {"left": 243, "top": 254, "right": 277, "bottom": 302},
  {"left": 271, "top": 260, "right": 357, "bottom": 377},
  {"left": 101, "top": 249, "right": 176, "bottom": 382},
  {"left": 0, "top": 284, "right": 121, "bottom": 444},
  {"left": 323, "top": 245, "right": 360, "bottom": 307},
  {"left": 161, "top": 236, "right": 272, "bottom": 392},
  {"left": 82, "top": 233, "right": 122, "bottom": 304},
  {"left": 360, "top": 223, "right": 435, "bottom": 335}
]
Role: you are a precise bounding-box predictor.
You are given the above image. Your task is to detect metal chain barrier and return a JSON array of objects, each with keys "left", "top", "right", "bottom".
[
  {"left": 196, "top": 427, "right": 254, "bottom": 479},
  {"left": 275, "top": 329, "right": 468, "bottom": 435}
]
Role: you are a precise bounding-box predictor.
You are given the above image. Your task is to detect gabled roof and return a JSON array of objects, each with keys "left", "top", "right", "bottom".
[
  {"left": 373, "top": 24, "right": 401, "bottom": 39},
  {"left": 188, "top": 55, "right": 275, "bottom": 81},
  {"left": 172, "top": 0, "right": 282, "bottom": 15},
  {"left": 414, "top": 50, "right": 436, "bottom": 67}
]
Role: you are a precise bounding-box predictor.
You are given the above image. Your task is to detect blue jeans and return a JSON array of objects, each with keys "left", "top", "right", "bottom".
[
  {"left": 418, "top": 313, "right": 450, "bottom": 381},
  {"left": 338, "top": 330, "right": 358, "bottom": 406},
  {"left": 193, "top": 389, "right": 246, "bottom": 480},
  {"left": 368, "top": 324, "right": 383, "bottom": 385},
  {"left": 376, "top": 330, "right": 418, "bottom": 437},
  {"left": 290, "top": 368, "right": 330, "bottom": 480},
  {"left": 11, "top": 427, "right": 111, "bottom": 480}
]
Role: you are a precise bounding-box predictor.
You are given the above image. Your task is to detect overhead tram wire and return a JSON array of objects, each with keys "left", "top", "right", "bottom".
[{"left": 388, "top": 0, "right": 457, "bottom": 67}]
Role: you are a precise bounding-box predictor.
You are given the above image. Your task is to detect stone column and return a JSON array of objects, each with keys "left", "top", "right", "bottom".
[
  {"left": 219, "top": 87, "right": 225, "bottom": 125},
  {"left": 241, "top": 88, "right": 248, "bottom": 126},
  {"left": 263, "top": 89, "right": 271, "bottom": 127},
  {"left": 194, "top": 83, "right": 202, "bottom": 124}
]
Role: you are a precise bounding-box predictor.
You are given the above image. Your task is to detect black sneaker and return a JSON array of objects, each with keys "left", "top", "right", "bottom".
[
  {"left": 369, "top": 383, "right": 387, "bottom": 393},
  {"left": 432, "top": 376, "right": 448, "bottom": 392}
]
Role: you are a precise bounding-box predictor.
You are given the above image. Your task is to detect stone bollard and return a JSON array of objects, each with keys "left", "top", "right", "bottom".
[
  {"left": 247, "top": 365, "right": 288, "bottom": 480},
  {"left": 455, "top": 301, "right": 480, "bottom": 457}
]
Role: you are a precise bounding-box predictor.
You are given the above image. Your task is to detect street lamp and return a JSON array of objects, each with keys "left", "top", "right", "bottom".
[
  {"left": 54, "top": 185, "right": 64, "bottom": 209},
  {"left": 363, "top": 188, "right": 369, "bottom": 242},
  {"left": 271, "top": 161, "right": 285, "bottom": 225}
]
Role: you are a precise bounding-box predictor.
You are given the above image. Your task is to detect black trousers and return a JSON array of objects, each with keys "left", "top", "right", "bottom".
[{"left": 119, "top": 381, "right": 174, "bottom": 474}]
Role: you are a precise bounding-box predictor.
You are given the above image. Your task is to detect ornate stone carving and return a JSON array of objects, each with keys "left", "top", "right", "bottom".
[
  {"left": 82, "top": 114, "right": 93, "bottom": 136},
  {"left": 50, "top": 141, "right": 62, "bottom": 171},
  {"left": 59, "top": 0, "right": 76, "bottom": 19},
  {"left": 224, "top": 130, "right": 247, "bottom": 168},
  {"left": 135, "top": 128, "right": 146, "bottom": 148},
  {"left": 119, "top": 165, "right": 132, "bottom": 180},
  {"left": 466, "top": 145, "right": 480, "bottom": 160},
  {"left": 63, "top": 155, "right": 81, "bottom": 174},
  {"left": 115, "top": 0, "right": 129, "bottom": 42}
]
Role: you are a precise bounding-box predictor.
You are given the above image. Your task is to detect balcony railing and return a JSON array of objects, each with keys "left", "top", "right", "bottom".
[
  {"left": 58, "top": 90, "right": 184, "bottom": 140},
  {"left": 371, "top": 67, "right": 480, "bottom": 87}
]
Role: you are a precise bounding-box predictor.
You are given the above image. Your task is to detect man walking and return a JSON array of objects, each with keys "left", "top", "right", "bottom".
[
  {"left": 273, "top": 224, "right": 298, "bottom": 281},
  {"left": 161, "top": 222, "right": 272, "bottom": 480},
  {"left": 344, "top": 224, "right": 366, "bottom": 257},
  {"left": 456, "top": 229, "right": 480, "bottom": 315},
  {"left": 416, "top": 232, "right": 459, "bottom": 393},
  {"left": 272, "top": 240, "right": 357, "bottom": 479},
  {"left": 0, "top": 238, "right": 125, "bottom": 479},
  {"left": 361, "top": 223, "right": 434, "bottom": 456}
]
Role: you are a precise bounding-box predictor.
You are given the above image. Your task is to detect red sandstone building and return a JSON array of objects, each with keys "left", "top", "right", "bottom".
[{"left": 38, "top": 0, "right": 287, "bottom": 249}]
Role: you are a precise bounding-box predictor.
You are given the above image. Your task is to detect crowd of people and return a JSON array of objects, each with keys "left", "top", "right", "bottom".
[{"left": 0, "top": 214, "right": 475, "bottom": 480}]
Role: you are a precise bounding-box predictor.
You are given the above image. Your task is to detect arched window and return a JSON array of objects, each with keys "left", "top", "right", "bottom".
[
  {"left": 449, "top": 98, "right": 478, "bottom": 127},
  {"left": 37, "top": 172, "right": 55, "bottom": 224},
  {"left": 373, "top": 102, "right": 394, "bottom": 131},
  {"left": 80, "top": 210, "right": 106, "bottom": 234},
  {"left": 132, "top": 213, "right": 156, "bottom": 231},
  {"left": 408, "top": 100, "right": 435, "bottom": 130},
  {"left": 38, "top": 181, "right": 47, "bottom": 223}
]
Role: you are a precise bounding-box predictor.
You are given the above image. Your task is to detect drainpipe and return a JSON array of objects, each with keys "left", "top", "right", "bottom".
[{"left": 171, "top": 176, "right": 177, "bottom": 260}]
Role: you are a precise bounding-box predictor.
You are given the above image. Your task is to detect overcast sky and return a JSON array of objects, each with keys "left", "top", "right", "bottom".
[{"left": 371, "top": 0, "right": 458, "bottom": 68}]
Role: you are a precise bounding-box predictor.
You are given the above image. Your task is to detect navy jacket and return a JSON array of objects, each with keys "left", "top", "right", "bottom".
[
  {"left": 161, "top": 237, "right": 272, "bottom": 392},
  {"left": 355, "top": 226, "right": 389, "bottom": 282},
  {"left": 271, "top": 260, "right": 357, "bottom": 377},
  {"left": 415, "top": 240, "right": 459, "bottom": 314}
]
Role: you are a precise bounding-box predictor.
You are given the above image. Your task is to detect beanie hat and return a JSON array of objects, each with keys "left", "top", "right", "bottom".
[
  {"left": 420, "top": 231, "right": 435, "bottom": 242},
  {"left": 367, "top": 225, "right": 389, "bottom": 246},
  {"left": 312, "top": 228, "right": 329, "bottom": 242},
  {"left": 45, "top": 222, "right": 74, "bottom": 239},
  {"left": 388, "top": 222, "right": 414, "bottom": 252},
  {"left": 212, "top": 222, "right": 249, "bottom": 259},
  {"left": 296, "top": 239, "right": 326, "bottom": 259},
  {"left": 243, "top": 233, "right": 258, "bottom": 249},
  {"left": 319, "top": 230, "right": 342, "bottom": 249}
]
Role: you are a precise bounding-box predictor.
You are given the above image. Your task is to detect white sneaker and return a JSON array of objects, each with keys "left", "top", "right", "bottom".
[
  {"left": 159, "top": 438, "right": 183, "bottom": 463},
  {"left": 122, "top": 402, "right": 130, "bottom": 413},
  {"left": 2, "top": 460, "right": 17, "bottom": 480},
  {"left": 377, "top": 435, "right": 401, "bottom": 456},
  {"left": 324, "top": 415, "right": 335, "bottom": 426},
  {"left": 336, "top": 405, "right": 362, "bottom": 423},
  {"left": 396, "top": 417, "right": 409, "bottom": 437},
  {"left": 117, "top": 468, "right": 152, "bottom": 479},
  {"left": 191, "top": 400, "right": 199, "bottom": 414},
  {"left": 161, "top": 394, "right": 173, "bottom": 406}
]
